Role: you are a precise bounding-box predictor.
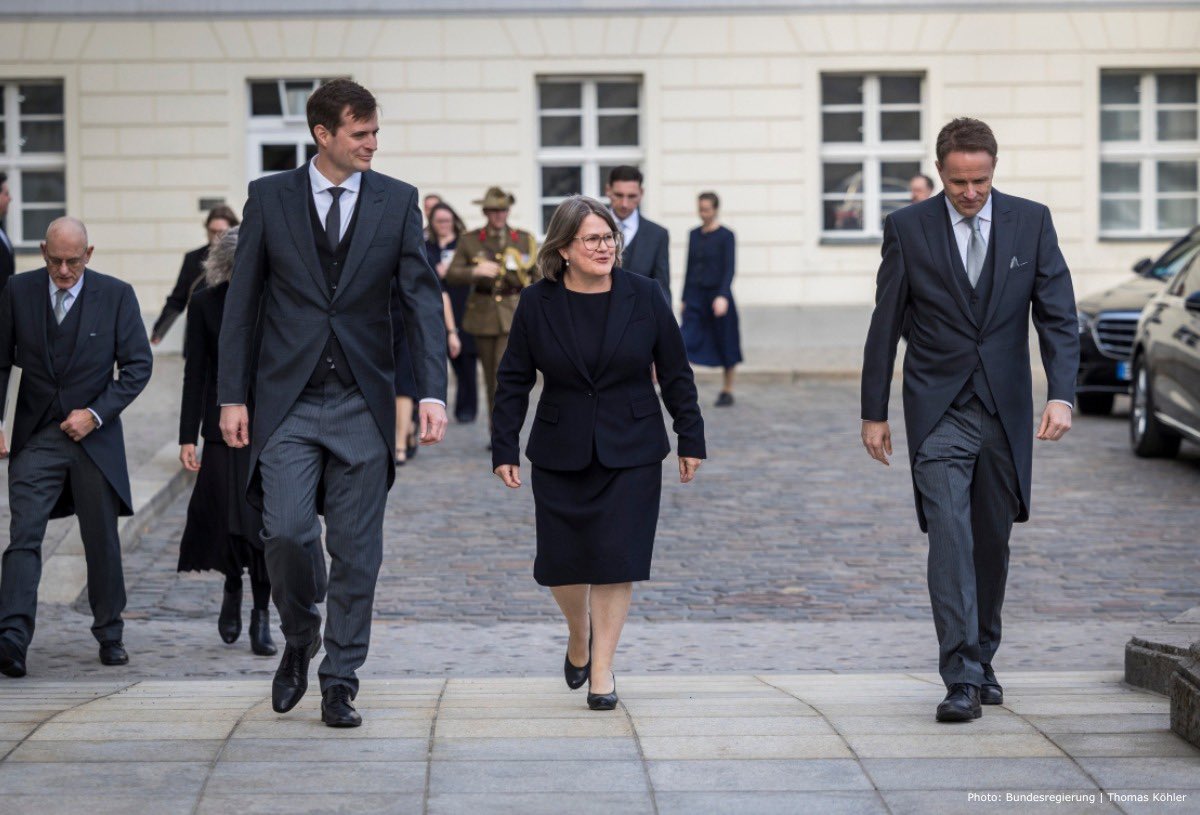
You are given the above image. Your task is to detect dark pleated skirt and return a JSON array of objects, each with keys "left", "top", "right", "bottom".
[
  {"left": 177, "top": 440, "right": 267, "bottom": 581},
  {"left": 682, "top": 292, "right": 743, "bottom": 368},
  {"left": 531, "top": 457, "right": 662, "bottom": 586}
]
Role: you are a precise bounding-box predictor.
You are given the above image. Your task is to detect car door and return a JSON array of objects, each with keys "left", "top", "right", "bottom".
[
  {"left": 1154, "top": 257, "right": 1200, "bottom": 431},
  {"left": 1173, "top": 259, "right": 1200, "bottom": 433}
]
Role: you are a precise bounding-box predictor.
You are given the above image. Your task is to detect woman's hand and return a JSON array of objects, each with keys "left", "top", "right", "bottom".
[
  {"left": 435, "top": 260, "right": 449, "bottom": 278},
  {"left": 712, "top": 296, "right": 729, "bottom": 318},
  {"left": 448, "top": 331, "right": 462, "bottom": 359},
  {"left": 494, "top": 464, "right": 522, "bottom": 489},
  {"left": 678, "top": 456, "right": 701, "bottom": 483},
  {"left": 179, "top": 444, "right": 200, "bottom": 472}
]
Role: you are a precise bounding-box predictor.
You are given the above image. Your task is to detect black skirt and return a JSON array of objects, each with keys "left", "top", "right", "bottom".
[
  {"left": 531, "top": 457, "right": 662, "bottom": 586},
  {"left": 177, "top": 440, "right": 267, "bottom": 580}
]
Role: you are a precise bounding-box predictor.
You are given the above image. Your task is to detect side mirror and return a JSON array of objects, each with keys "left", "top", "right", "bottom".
[
  {"left": 1186, "top": 292, "right": 1200, "bottom": 315},
  {"left": 1133, "top": 258, "right": 1154, "bottom": 276}
]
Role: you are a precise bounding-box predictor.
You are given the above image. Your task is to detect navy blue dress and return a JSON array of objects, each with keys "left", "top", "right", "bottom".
[{"left": 681, "top": 225, "right": 743, "bottom": 368}]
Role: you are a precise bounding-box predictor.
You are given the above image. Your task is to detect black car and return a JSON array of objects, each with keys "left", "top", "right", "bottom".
[
  {"left": 1076, "top": 226, "right": 1200, "bottom": 414},
  {"left": 1130, "top": 246, "right": 1200, "bottom": 457}
]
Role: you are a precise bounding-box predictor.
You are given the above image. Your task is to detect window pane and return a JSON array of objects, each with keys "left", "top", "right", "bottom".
[
  {"left": 880, "top": 75, "right": 920, "bottom": 104},
  {"left": 1158, "top": 73, "right": 1198, "bottom": 105},
  {"left": 1101, "top": 162, "right": 1140, "bottom": 193},
  {"left": 542, "top": 204, "right": 559, "bottom": 233},
  {"left": 261, "top": 143, "right": 298, "bottom": 172},
  {"left": 823, "top": 162, "right": 862, "bottom": 194},
  {"left": 1157, "top": 109, "right": 1198, "bottom": 141},
  {"left": 824, "top": 199, "right": 863, "bottom": 232},
  {"left": 880, "top": 111, "right": 920, "bottom": 141},
  {"left": 1101, "top": 110, "right": 1139, "bottom": 141},
  {"left": 1158, "top": 161, "right": 1198, "bottom": 193},
  {"left": 20, "top": 120, "right": 64, "bottom": 153},
  {"left": 1101, "top": 199, "right": 1140, "bottom": 231},
  {"left": 598, "top": 114, "right": 638, "bottom": 146},
  {"left": 22, "top": 207, "right": 65, "bottom": 243},
  {"left": 541, "top": 165, "right": 581, "bottom": 198},
  {"left": 881, "top": 198, "right": 908, "bottom": 228},
  {"left": 19, "top": 84, "right": 63, "bottom": 115},
  {"left": 22, "top": 171, "right": 65, "bottom": 203},
  {"left": 822, "top": 112, "right": 862, "bottom": 142},
  {"left": 304, "top": 143, "right": 318, "bottom": 162},
  {"left": 1158, "top": 198, "right": 1198, "bottom": 231},
  {"left": 821, "top": 75, "right": 862, "bottom": 106},
  {"left": 881, "top": 162, "right": 920, "bottom": 195},
  {"left": 250, "top": 81, "right": 282, "bottom": 116},
  {"left": 597, "top": 82, "right": 639, "bottom": 109},
  {"left": 284, "top": 81, "right": 313, "bottom": 116},
  {"left": 598, "top": 164, "right": 629, "bottom": 191},
  {"left": 539, "top": 82, "right": 581, "bottom": 110},
  {"left": 540, "top": 115, "right": 581, "bottom": 147},
  {"left": 1100, "top": 74, "right": 1140, "bottom": 105}
]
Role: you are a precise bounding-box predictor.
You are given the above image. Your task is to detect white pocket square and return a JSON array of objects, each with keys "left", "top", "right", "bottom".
[{"left": 1009, "top": 256, "right": 1029, "bottom": 269}]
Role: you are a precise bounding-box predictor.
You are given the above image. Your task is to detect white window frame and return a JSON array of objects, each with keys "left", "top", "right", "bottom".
[
  {"left": 536, "top": 75, "right": 643, "bottom": 233},
  {"left": 1, "top": 80, "right": 66, "bottom": 249},
  {"left": 1100, "top": 70, "right": 1200, "bottom": 240},
  {"left": 245, "top": 78, "right": 326, "bottom": 181},
  {"left": 820, "top": 73, "right": 924, "bottom": 241}
]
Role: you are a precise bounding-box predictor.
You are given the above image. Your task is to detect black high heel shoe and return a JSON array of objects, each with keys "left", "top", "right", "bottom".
[
  {"left": 564, "top": 629, "right": 591, "bottom": 690},
  {"left": 587, "top": 672, "right": 618, "bottom": 711},
  {"left": 218, "top": 587, "right": 242, "bottom": 644}
]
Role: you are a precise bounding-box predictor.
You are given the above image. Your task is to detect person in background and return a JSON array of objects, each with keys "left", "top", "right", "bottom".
[
  {"left": 0, "top": 173, "right": 14, "bottom": 291},
  {"left": 151, "top": 205, "right": 239, "bottom": 345},
  {"left": 422, "top": 193, "right": 442, "bottom": 240},
  {"left": 177, "top": 227, "right": 275, "bottom": 657},
  {"left": 910, "top": 173, "right": 936, "bottom": 204},
  {"left": 425, "top": 202, "right": 475, "bottom": 423},
  {"left": 681, "top": 192, "right": 742, "bottom": 407},
  {"left": 605, "top": 165, "right": 670, "bottom": 301}
]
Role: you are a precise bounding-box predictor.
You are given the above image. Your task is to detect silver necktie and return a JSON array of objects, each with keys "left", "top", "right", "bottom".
[
  {"left": 54, "top": 289, "right": 68, "bottom": 324},
  {"left": 965, "top": 216, "right": 985, "bottom": 289}
]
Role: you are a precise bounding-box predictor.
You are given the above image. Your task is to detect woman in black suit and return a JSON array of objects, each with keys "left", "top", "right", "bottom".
[
  {"left": 492, "top": 195, "right": 705, "bottom": 710},
  {"left": 177, "top": 227, "right": 274, "bottom": 656}
]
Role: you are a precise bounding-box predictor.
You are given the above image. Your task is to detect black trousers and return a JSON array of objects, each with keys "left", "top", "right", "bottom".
[
  {"left": 451, "top": 349, "right": 478, "bottom": 421},
  {"left": 0, "top": 423, "right": 125, "bottom": 653}
]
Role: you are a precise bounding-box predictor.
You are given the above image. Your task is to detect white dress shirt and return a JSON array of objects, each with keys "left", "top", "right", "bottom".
[
  {"left": 0, "top": 224, "right": 12, "bottom": 252},
  {"left": 615, "top": 208, "right": 640, "bottom": 247},
  {"left": 48, "top": 273, "right": 105, "bottom": 428},
  {"left": 309, "top": 157, "right": 361, "bottom": 243}
]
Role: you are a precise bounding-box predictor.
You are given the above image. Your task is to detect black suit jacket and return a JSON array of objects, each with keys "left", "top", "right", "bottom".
[
  {"left": 861, "top": 190, "right": 1079, "bottom": 530},
  {"left": 152, "top": 244, "right": 208, "bottom": 341},
  {"left": 218, "top": 164, "right": 447, "bottom": 506},
  {"left": 621, "top": 215, "right": 671, "bottom": 302},
  {"left": 180, "top": 282, "right": 228, "bottom": 444},
  {"left": 0, "top": 230, "right": 14, "bottom": 292},
  {"left": 492, "top": 267, "right": 705, "bottom": 471},
  {"left": 0, "top": 269, "right": 153, "bottom": 518}
]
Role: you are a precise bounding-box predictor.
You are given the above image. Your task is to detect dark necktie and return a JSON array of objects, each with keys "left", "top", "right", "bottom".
[{"left": 325, "top": 187, "right": 345, "bottom": 249}]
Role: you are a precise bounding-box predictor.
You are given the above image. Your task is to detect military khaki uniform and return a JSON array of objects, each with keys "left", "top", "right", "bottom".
[{"left": 446, "top": 226, "right": 538, "bottom": 424}]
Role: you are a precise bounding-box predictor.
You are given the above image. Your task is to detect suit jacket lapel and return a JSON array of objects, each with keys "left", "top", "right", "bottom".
[
  {"left": 335, "top": 171, "right": 387, "bottom": 304},
  {"left": 921, "top": 193, "right": 978, "bottom": 329},
  {"left": 35, "top": 272, "right": 53, "bottom": 374},
  {"left": 542, "top": 281, "right": 593, "bottom": 384},
  {"left": 280, "top": 165, "right": 330, "bottom": 299},
  {"left": 982, "top": 191, "right": 1017, "bottom": 332},
  {"left": 593, "top": 267, "right": 636, "bottom": 379},
  {"left": 62, "top": 272, "right": 104, "bottom": 376}
]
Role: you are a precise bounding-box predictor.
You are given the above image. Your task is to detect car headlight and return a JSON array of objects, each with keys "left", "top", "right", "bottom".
[{"left": 1077, "top": 312, "right": 1095, "bottom": 335}]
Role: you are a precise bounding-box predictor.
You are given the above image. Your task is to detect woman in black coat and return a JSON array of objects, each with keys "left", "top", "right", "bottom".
[
  {"left": 491, "top": 195, "right": 706, "bottom": 710},
  {"left": 177, "top": 227, "right": 275, "bottom": 656}
]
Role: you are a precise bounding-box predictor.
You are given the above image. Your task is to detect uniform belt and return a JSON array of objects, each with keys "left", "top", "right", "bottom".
[{"left": 477, "top": 284, "right": 523, "bottom": 298}]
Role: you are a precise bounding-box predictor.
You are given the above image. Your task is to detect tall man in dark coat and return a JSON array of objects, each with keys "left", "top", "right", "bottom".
[
  {"left": 861, "top": 118, "right": 1079, "bottom": 722},
  {"left": 0, "top": 217, "right": 152, "bottom": 677},
  {"left": 606, "top": 165, "right": 670, "bottom": 302},
  {"left": 218, "top": 79, "right": 448, "bottom": 727}
]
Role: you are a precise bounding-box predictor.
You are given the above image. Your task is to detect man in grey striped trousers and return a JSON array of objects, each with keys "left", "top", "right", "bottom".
[{"left": 861, "top": 118, "right": 1079, "bottom": 723}]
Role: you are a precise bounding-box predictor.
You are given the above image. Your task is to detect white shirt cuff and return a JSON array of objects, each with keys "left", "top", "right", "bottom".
[
  {"left": 419, "top": 398, "right": 447, "bottom": 407},
  {"left": 1048, "top": 399, "right": 1073, "bottom": 410},
  {"left": 87, "top": 408, "right": 103, "bottom": 428}
]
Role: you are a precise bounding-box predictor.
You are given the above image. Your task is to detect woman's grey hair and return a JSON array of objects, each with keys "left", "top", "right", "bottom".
[
  {"left": 536, "top": 195, "right": 623, "bottom": 283},
  {"left": 203, "top": 226, "right": 239, "bottom": 287}
]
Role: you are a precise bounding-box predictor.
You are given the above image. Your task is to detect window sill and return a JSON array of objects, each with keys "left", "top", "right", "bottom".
[
  {"left": 1098, "top": 235, "right": 1190, "bottom": 243},
  {"left": 819, "top": 236, "right": 883, "bottom": 246}
]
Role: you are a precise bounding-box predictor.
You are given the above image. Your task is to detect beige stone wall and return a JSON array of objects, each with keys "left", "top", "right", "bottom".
[{"left": 0, "top": 9, "right": 1197, "bottom": 309}]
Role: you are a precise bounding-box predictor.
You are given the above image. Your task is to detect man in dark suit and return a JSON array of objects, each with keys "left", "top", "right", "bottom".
[
  {"left": 861, "top": 118, "right": 1079, "bottom": 722},
  {"left": 0, "top": 217, "right": 152, "bottom": 677},
  {"left": 606, "top": 166, "right": 670, "bottom": 302},
  {"left": 150, "top": 205, "right": 240, "bottom": 345},
  {"left": 0, "top": 173, "right": 14, "bottom": 291},
  {"left": 218, "top": 79, "right": 448, "bottom": 727}
]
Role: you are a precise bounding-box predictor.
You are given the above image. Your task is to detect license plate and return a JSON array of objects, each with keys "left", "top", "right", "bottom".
[{"left": 1116, "top": 361, "right": 1132, "bottom": 382}]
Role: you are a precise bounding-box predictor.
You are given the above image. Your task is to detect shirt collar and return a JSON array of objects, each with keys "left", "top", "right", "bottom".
[
  {"left": 309, "top": 157, "right": 362, "bottom": 196},
  {"left": 944, "top": 193, "right": 992, "bottom": 227},
  {"left": 49, "top": 271, "right": 85, "bottom": 300},
  {"left": 620, "top": 209, "right": 640, "bottom": 230}
]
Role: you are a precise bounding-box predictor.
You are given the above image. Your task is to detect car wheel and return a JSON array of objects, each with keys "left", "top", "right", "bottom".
[
  {"left": 1077, "top": 393, "right": 1115, "bottom": 415},
  {"left": 1130, "top": 357, "right": 1181, "bottom": 458}
]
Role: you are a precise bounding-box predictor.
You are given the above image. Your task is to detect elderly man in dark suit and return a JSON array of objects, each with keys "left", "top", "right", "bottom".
[
  {"left": 0, "top": 217, "right": 152, "bottom": 677},
  {"left": 861, "top": 118, "right": 1079, "bottom": 722},
  {"left": 218, "top": 79, "right": 447, "bottom": 728},
  {"left": 606, "top": 166, "right": 670, "bottom": 302}
]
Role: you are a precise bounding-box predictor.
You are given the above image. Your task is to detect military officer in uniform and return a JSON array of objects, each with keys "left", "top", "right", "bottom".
[{"left": 446, "top": 187, "right": 537, "bottom": 430}]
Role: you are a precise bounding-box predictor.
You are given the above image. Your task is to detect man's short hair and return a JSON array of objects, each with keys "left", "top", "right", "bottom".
[
  {"left": 913, "top": 173, "right": 935, "bottom": 192},
  {"left": 306, "top": 78, "right": 377, "bottom": 142},
  {"left": 205, "top": 204, "right": 240, "bottom": 227},
  {"left": 608, "top": 166, "right": 643, "bottom": 187},
  {"left": 698, "top": 191, "right": 720, "bottom": 209},
  {"left": 0, "top": 171, "right": 7, "bottom": 187},
  {"left": 936, "top": 117, "right": 998, "bottom": 164}
]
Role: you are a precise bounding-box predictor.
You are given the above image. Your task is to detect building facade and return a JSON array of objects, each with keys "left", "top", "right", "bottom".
[{"left": 0, "top": 1, "right": 1197, "bottom": 311}]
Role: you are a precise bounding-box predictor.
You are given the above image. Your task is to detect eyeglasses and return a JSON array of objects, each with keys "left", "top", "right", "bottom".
[
  {"left": 46, "top": 255, "right": 87, "bottom": 270},
  {"left": 574, "top": 233, "right": 617, "bottom": 252}
]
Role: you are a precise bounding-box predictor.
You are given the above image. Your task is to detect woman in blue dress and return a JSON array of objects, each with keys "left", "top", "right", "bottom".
[{"left": 681, "top": 191, "right": 742, "bottom": 406}]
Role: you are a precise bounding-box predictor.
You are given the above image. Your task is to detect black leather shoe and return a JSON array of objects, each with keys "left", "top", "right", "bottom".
[
  {"left": 564, "top": 629, "right": 591, "bottom": 690},
  {"left": 272, "top": 636, "right": 320, "bottom": 713},
  {"left": 980, "top": 663, "right": 1004, "bottom": 705},
  {"left": 218, "top": 587, "right": 242, "bottom": 644},
  {"left": 587, "top": 672, "right": 618, "bottom": 711},
  {"left": 715, "top": 391, "right": 735, "bottom": 407},
  {"left": 0, "top": 638, "right": 27, "bottom": 678},
  {"left": 321, "top": 685, "right": 362, "bottom": 728},
  {"left": 99, "top": 641, "right": 129, "bottom": 666},
  {"left": 249, "top": 609, "right": 277, "bottom": 657},
  {"left": 936, "top": 683, "right": 981, "bottom": 722}
]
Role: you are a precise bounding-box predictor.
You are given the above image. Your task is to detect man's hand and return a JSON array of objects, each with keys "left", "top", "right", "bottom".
[
  {"left": 679, "top": 456, "right": 701, "bottom": 483},
  {"left": 472, "top": 259, "right": 502, "bottom": 280},
  {"left": 448, "top": 332, "right": 462, "bottom": 360},
  {"left": 220, "top": 405, "right": 250, "bottom": 448},
  {"left": 712, "top": 296, "right": 729, "bottom": 318},
  {"left": 494, "top": 464, "right": 522, "bottom": 489},
  {"left": 179, "top": 444, "right": 200, "bottom": 472},
  {"left": 1036, "top": 402, "right": 1073, "bottom": 441},
  {"left": 60, "top": 409, "right": 98, "bottom": 442},
  {"left": 418, "top": 402, "right": 448, "bottom": 445},
  {"left": 0, "top": 429, "right": 8, "bottom": 460},
  {"left": 150, "top": 336, "right": 162, "bottom": 346},
  {"left": 862, "top": 420, "right": 892, "bottom": 466}
]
